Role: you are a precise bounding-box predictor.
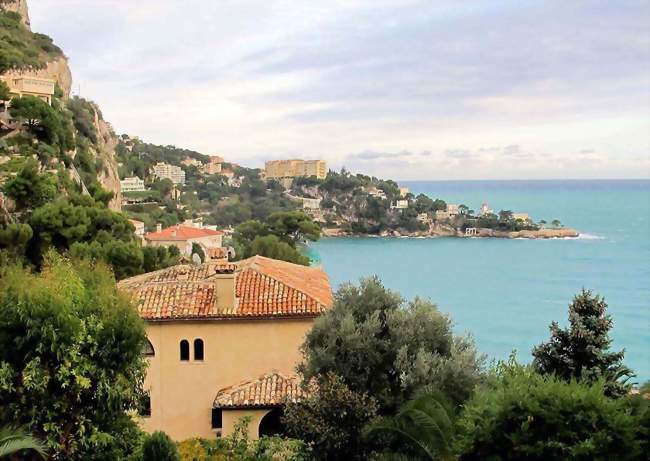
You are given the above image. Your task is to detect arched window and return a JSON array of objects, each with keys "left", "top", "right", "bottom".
[
  {"left": 143, "top": 338, "right": 155, "bottom": 357},
  {"left": 194, "top": 338, "right": 204, "bottom": 361},
  {"left": 180, "top": 339, "right": 190, "bottom": 361}
]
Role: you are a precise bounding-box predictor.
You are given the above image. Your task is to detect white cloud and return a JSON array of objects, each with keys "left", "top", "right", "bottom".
[{"left": 27, "top": 0, "right": 650, "bottom": 179}]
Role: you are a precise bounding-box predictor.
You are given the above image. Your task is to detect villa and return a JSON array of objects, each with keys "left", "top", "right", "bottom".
[
  {"left": 0, "top": 76, "right": 55, "bottom": 105},
  {"left": 144, "top": 224, "right": 223, "bottom": 256},
  {"left": 118, "top": 256, "right": 333, "bottom": 440}
]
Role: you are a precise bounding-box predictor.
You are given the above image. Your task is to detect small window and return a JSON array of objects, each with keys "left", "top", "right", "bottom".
[
  {"left": 211, "top": 408, "right": 222, "bottom": 429},
  {"left": 194, "top": 338, "right": 204, "bottom": 361},
  {"left": 180, "top": 340, "right": 190, "bottom": 361},
  {"left": 143, "top": 338, "right": 155, "bottom": 357}
]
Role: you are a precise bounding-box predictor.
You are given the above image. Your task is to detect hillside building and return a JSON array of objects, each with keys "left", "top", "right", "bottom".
[
  {"left": 264, "top": 159, "right": 327, "bottom": 180},
  {"left": 144, "top": 224, "right": 223, "bottom": 255},
  {"left": 118, "top": 257, "right": 333, "bottom": 440},
  {"left": 391, "top": 199, "right": 409, "bottom": 210},
  {"left": 128, "top": 219, "right": 145, "bottom": 238},
  {"left": 513, "top": 213, "right": 531, "bottom": 222},
  {"left": 204, "top": 156, "right": 224, "bottom": 175},
  {"left": 0, "top": 76, "right": 55, "bottom": 105},
  {"left": 153, "top": 162, "right": 185, "bottom": 185},
  {"left": 120, "top": 176, "right": 145, "bottom": 192}
]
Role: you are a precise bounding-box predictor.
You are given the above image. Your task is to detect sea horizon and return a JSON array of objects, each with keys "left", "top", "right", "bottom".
[{"left": 309, "top": 178, "right": 650, "bottom": 381}]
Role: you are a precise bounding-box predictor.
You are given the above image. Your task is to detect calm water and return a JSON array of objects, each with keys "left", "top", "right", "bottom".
[{"left": 307, "top": 180, "right": 650, "bottom": 381}]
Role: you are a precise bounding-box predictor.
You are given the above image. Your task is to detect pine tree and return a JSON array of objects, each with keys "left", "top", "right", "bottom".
[{"left": 532, "top": 289, "right": 634, "bottom": 397}]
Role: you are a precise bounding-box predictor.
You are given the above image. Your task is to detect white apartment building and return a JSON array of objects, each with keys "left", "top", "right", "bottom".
[
  {"left": 120, "top": 176, "right": 146, "bottom": 192},
  {"left": 153, "top": 162, "right": 186, "bottom": 185}
]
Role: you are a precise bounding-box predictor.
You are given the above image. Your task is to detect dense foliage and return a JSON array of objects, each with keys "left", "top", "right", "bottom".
[
  {"left": 232, "top": 211, "right": 320, "bottom": 265},
  {"left": 532, "top": 289, "right": 633, "bottom": 397},
  {"left": 0, "top": 10, "right": 63, "bottom": 73},
  {"left": 284, "top": 373, "right": 379, "bottom": 461},
  {"left": 175, "top": 418, "right": 310, "bottom": 461},
  {"left": 456, "top": 361, "right": 643, "bottom": 461},
  {"left": 0, "top": 255, "right": 147, "bottom": 460},
  {"left": 140, "top": 431, "right": 179, "bottom": 461},
  {"left": 300, "top": 277, "right": 484, "bottom": 414}
]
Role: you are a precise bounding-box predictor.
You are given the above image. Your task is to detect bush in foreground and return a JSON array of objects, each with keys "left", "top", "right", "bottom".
[
  {"left": 455, "top": 361, "right": 643, "bottom": 461},
  {"left": 0, "top": 254, "right": 147, "bottom": 460}
]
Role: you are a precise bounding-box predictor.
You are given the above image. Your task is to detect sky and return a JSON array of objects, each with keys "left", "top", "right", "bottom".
[{"left": 28, "top": 0, "right": 650, "bottom": 180}]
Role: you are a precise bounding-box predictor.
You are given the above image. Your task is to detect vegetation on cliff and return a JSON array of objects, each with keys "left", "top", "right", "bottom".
[{"left": 0, "top": 9, "right": 63, "bottom": 72}]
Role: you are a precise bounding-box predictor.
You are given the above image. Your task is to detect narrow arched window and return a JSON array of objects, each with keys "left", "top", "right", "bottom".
[
  {"left": 143, "top": 338, "right": 155, "bottom": 357},
  {"left": 180, "top": 339, "right": 190, "bottom": 361},
  {"left": 194, "top": 338, "right": 204, "bottom": 361}
]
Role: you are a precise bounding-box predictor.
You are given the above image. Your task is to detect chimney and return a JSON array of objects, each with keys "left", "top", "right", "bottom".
[
  {"left": 156, "top": 223, "right": 162, "bottom": 233},
  {"left": 213, "top": 267, "right": 237, "bottom": 311}
]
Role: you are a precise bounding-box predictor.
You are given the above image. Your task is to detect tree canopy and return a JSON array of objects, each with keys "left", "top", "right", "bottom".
[
  {"left": 299, "top": 277, "right": 484, "bottom": 414},
  {"left": 532, "top": 289, "right": 633, "bottom": 397},
  {"left": 0, "top": 255, "right": 147, "bottom": 460}
]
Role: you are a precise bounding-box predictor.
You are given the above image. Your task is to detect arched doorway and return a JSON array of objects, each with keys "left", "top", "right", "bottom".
[{"left": 258, "top": 408, "right": 284, "bottom": 437}]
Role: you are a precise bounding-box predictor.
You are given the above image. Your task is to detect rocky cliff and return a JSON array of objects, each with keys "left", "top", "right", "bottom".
[
  {"left": 0, "top": 0, "right": 122, "bottom": 209},
  {"left": 0, "top": 0, "right": 30, "bottom": 28}
]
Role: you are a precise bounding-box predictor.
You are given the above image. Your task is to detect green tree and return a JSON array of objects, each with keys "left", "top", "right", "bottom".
[
  {"left": 365, "top": 392, "right": 456, "bottom": 461},
  {"left": 456, "top": 362, "right": 642, "bottom": 461},
  {"left": 0, "top": 426, "right": 47, "bottom": 459},
  {"left": 247, "top": 234, "right": 309, "bottom": 265},
  {"left": 0, "top": 223, "right": 32, "bottom": 263},
  {"left": 532, "top": 289, "right": 633, "bottom": 397},
  {"left": 191, "top": 242, "right": 205, "bottom": 263},
  {"left": 2, "top": 161, "right": 57, "bottom": 211},
  {"left": 552, "top": 219, "right": 561, "bottom": 228},
  {"left": 0, "top": 254, "right": 147, "bottom": 460},
  {"left": 266, "top": 211, "right": 321, "bottom": 246},
  {"left": 299, "top": 278, "right": 484, "bottom": 415},
  {"left": 284, "top": 373, "right": 378, "bottom": 461},
  {"left": 0, "top": 81, "right": 9, "bottom": 101},
  {"left": 9, "top": 96, "right": 70, "bottom": 150},
  {"left": 141, "top": 432, "right": 179, "bottom": 461}
]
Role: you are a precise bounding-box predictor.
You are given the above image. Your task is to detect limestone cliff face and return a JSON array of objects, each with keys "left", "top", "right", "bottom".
[
  {"left": 0, "top": 0, "right": 30, "bottom": 29},
  {"left": 93, "top": 112, "right": 122, "bottom": 211},
  {"left": 0, "top": 0, "right": 122, "bottom": 209},
  {"left": 2, "top": 57, "right": 73, "bottom": 98}
]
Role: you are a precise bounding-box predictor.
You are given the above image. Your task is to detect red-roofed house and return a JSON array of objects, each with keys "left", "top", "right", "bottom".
[
  {"left": 118, "top": 256, "right": 333, "bottom": 440},
  {"left": 144, "top": 225, "right": 223, "bottom": 256}
]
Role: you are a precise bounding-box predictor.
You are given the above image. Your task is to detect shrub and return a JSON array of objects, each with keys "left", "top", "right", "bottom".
[
  {"left": 455, "top": 361, "right": 643, "bottom": 461},
  {"left": 142, "top": 431, "right": 179, "bottom": 461}
]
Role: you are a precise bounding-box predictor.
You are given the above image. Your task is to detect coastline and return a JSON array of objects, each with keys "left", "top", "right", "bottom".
[{"left": 321, "top": 226, "right": 580, "bottom": 239}]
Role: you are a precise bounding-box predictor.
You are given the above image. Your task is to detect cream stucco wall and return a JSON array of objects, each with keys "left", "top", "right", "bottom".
[{"left": 142, "top": 318, "right": 314, "bottom": 441}]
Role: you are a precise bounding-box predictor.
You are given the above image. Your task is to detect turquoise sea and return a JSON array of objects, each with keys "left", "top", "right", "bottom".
[{"left": 306, "top": 180, "right": 650, "bottom": 381}]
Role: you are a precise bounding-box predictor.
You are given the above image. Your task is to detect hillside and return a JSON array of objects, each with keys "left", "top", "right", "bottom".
[{"left": 0, "top": 1, "right": 121, "bottom": 208}]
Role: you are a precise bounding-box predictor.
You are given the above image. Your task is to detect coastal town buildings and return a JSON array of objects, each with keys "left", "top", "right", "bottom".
[
  {"left": 117, "top": 257, "right": 333, "bottom": 440},
  {"left": 120, "top": 176, "right": 146, "bottom": 192},
  {"left": 513, "top": 213, "right": 531, "bottom": 222},
  {"left": 264, "top": 159, "right": 327, "bottom": 180},
  {"left": 367, "top": 187, "right": 387, "bottom": 199},
  {"left": 417, "top": 213, "right": 432, "bottom": 225},
  {"left": 153, "top": 162, "right": 185, "bottom": 185},
  {"left": 0, "top": 76, "right": 55, "bottom": 105},
  {"left": 204, "top": 156, "right": 224, "bottom": 175},
  {"left": 391, "top": 199, "right": 409, "bottom": 210},
  {"left": 144, "top": 224, "right": 223, "bottom": 255},
  {"left": 446, "top": 204, "right": 460, "bottom": 216},
  {"left": 479, "top": 202, "right": 493, "bottom": 216},
  {"left": 181, "top": 157, "right": 202, "bottom": 168},
  {"left": 399, "top": 187, "right": 410, "bottom": 197}
]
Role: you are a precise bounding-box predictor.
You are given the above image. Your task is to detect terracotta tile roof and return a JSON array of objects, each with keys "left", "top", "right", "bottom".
[
  {"left": 207, "top": 247, "right": 229, "bottom": 260},
  {"left": 117, "top": 256, "right": 333, "bottom": 320},
  {"left": 144, "top": 225, "right": 223, "bottom": 241},
  {"left": 213, "top": 371, "right": 308, "bottom": 408}
]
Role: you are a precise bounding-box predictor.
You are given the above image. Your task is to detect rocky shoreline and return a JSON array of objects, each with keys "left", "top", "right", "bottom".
[{"left": 322, "top": 226, "right": 580, "bottom": 239}]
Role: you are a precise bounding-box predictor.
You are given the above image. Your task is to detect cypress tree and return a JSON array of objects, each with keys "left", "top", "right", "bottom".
[{"left": 532, "top": 289, "right": 634, "bottom": 397}]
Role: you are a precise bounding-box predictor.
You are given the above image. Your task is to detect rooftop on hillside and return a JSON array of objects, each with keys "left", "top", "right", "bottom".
[
  {"left": 144, "top": 225, "right": 223, "bottom": 241},
  {"left": 117, "top": 255, "right": 333, "bottom": 320}
]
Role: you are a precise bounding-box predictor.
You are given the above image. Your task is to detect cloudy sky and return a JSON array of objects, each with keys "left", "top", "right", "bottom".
[{"left": 29, "top": 0, "right": 649, "bottom": 179}]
